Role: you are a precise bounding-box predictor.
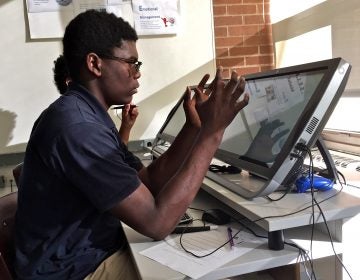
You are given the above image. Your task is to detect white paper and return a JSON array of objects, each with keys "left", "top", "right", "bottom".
[
  {"left": 27, "top": 0, "right": 131, "bottom": 12},
  {"left": 26, "top": 0, "right": 133, "bottom": 39},
  {"left": 140, "top": 227, "right": 265, "bottom": 279},
  {"left": 27, "top": 0, "right": 74, "bottom": 13},
  {"left": 132, "top": 0, "right": 180, "bottom": 35}
]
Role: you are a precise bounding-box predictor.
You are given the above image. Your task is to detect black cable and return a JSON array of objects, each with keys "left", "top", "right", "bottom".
[
  {"left": 313, "top": 196, "right": 354, "bottom": 280},
  {"left": 178, "top": 218, "right": 236, "bottom": 258},
  {"left": 266, "top": 185, "right": 293, "bottom": 201},
  {"left": 284, "top": 241, "right": 315, "bottom": 280},
  {"left": 266, "top": 152, "right": 305, "bottom": 202},
  {"left": 180, "top": 183, "right": 340, "bottom": 258},
  {"left": 306, "top": 145, "right": 317, "bottom": 279},
  {"left": 178, "top": 144, "right": 352, "bottom": 278},
  {"left": 299, "top": 143, "right": 354, "bottom": 280}
]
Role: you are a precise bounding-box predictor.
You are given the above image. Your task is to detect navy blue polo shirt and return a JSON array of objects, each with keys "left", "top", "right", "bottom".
[{"left": 15, "top": 83, "right": 142, "bottom": 280}]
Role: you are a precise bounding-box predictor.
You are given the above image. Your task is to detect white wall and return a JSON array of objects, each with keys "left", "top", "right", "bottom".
[
  {"left": 0, "top": 0, "right": 215, "bottom": 155},
  {"left": 270, "top": 0, "right": 360, "bottom": 133}
]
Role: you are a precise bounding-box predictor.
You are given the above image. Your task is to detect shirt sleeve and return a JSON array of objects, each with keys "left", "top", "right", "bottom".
[
  {"left": 52, "top": 122, "right": 141, "bottom": 212},
  {"left": 118, "top": 141, "right": 144, "bottom": 171}
]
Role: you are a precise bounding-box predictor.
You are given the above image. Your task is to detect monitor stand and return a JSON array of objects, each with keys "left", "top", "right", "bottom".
[
  {"left": 267, "top": 136, "right": 338, "bottom": 250},
  {"left": 313, "top": 136, "right": 338, "bottom": 182}
]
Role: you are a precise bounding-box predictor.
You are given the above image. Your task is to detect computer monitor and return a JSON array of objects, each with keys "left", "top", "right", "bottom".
[{"left": 153, "top": 58, "right": 351, "bottom": 198}]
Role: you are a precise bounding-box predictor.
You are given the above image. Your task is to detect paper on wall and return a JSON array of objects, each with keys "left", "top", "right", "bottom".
[
  {"left": 132, "top": 0, "right": 180, "bottom": 35},
  {"left": 26, "top": 0, "right": 133, "bottom": 39}
]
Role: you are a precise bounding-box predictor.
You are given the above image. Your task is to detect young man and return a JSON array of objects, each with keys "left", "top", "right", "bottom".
[
  {"left": 15, "top": 10, "right": 249, "bottom": 280},
  {"left": 53, "top": 54, "right": 138, "bottom": 145}
]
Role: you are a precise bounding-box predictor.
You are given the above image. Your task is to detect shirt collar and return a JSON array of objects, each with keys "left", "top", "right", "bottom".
[{"left": 66, "top": 83, "right": 116, "bottom": 130}]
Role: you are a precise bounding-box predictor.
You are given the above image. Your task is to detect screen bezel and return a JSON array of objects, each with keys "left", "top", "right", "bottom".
[{"left": 153, "top": 58, "right": 351, "bottom": 190}]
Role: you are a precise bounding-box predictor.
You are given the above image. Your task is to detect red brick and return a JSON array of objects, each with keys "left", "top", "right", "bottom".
[
  {"left": 260, "top": 65, "right": 275, "bottom": 72},
  {"left": 215, "top": 37, "right": 244, "bottom": 47},
  {"left": 213, "top": 5, "right": 227, "bottom": 16},
  {"left": 244, "top": 35, "right": 272, "bottom": 46},
  {"left": 243, "top": 0, "right": 269, "bottom": 3},
  {"left": 246, "top": 55, "right": 274, "bottom": 65},
  {"left": 213, "top": 0, "right": 244, "bottom": 5},
  {"left": 259, "top": 24, "right": 273, "bottom": 35},
  {"left": 214, "top": 15, "right": 243, "bottom": 27},
  {"left": 228, "top": 4, "right": 257, "bottom": 15},
  {"left": 215, "top": 26, "right": 228, "bottom": 37},
  {"left": 230, "top": 46, "right": 258, "bottom": 56},
  {"left": 260, "top": 45, "right": 273, "bottom": 54},
  {"left": 228, "top": 25, "right": 259, "bottom": 36},
  {"left": 212, "top": 0, "right": 275, "bottom": 71},
  {"left": 217, "top": 57, "right": 245, "bottom": 68},
  {"left": 256, "top": 3, "right": 270, "bottom": 14},
  {"left": 216, "top": 47, "right": 229, "bottom": 58},
  {"left": 236, "top": 66, "right": 260, "bottom": 75},
  {"left": 244, "top": 15, "right": 266, "bottom": 24}
]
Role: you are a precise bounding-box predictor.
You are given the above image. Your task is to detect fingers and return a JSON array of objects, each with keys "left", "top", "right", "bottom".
[
  {"left": 121, "top": 105, "right": 129, "bottom": 118},
  {"left": 183, "top": 87, "right": 192, "bottom": 103},
  {"left": 192, "top": 73, "right": 212, "bottom": 104},
  {"left": 121, "top": 104, "right": 139, "bottom": 119},
  {"left": 231, "top": 76, "right": 246, "bottom": 102},
  {"left": 213, "top": 69, "right": 248, "bottom": 111},
  {"left": 205, "top": 68, "right": 222, "bottom": 96},
  {"left": 210, "top": 67, "right": 225, "bottom": 98},
  {"left": 197, "top": 74, "right": 210, "bottom": 91},
  {"left": 235, "top": 92, "right": 249, "bottom": 111},
  {"left": 193, "top": 87, "right": 208, "bottom": 103}
]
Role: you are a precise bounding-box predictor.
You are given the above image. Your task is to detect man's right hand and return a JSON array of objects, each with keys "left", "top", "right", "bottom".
[{"left": 195, "top": 68, "right": 249, "bottom": 136}]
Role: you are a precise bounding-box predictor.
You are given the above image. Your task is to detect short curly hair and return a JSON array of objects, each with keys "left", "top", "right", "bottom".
[
  {"left": 63, "top": 10, "right": 138, "bottom": 82},
  {"left": 52, "top": 55, "right": 69, "bottom": 95}
]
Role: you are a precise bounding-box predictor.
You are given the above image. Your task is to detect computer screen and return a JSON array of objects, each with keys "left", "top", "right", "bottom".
[
  {"left": 154, "top": 93, "right": 187, "bottom": 146},
  {"left": 153, "top": 58, "right": 351, "bottom": 198}
]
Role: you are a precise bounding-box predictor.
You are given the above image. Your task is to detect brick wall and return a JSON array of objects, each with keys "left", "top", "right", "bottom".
[{"left": 213, "top": 0, "right": 274, "bottom": 78}]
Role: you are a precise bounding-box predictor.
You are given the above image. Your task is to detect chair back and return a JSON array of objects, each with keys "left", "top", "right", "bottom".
[
  {"left": 12, "top": 163, "right": 23, "bottom": 188},
  {"left": 0, "top": 254, "right": 13, "bottom": 280},
  {"left": 0, "top": 191, "right": 17, "bottom": 280}
]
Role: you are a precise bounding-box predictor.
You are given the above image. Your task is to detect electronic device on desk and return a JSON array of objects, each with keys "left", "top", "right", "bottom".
[
  {"left": 151, "top": 58, "right": 351, "bottom": 199},
  {"left": 295, "top": 174, "right": 334, "bottom": 193},
  {"left": 201, "top": 208, "right": 231, "bottom": 225},
  {"left": 178, "top": 212, "right": 193, "bottom": 225}
]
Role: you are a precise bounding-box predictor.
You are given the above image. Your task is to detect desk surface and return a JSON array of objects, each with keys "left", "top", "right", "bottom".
[
  {"left": 124, "top": 188, "right": 354, "bottom": 280},
  {"left": 202, "top": 178, "right": 360, "bottom": 232},
  {"left": 127, "top": 151, "right": 360, "bottom": 279}
]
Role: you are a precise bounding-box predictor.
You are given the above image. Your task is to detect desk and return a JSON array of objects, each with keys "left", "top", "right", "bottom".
[
  {"left": 202, "top": 178, "right": 360, "bottom": 238},
  {"left": 123, "top": 184, "right": 360, "bottom": 280}
]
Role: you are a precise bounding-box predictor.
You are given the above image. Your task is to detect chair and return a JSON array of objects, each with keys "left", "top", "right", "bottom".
[
  {"left": 0, "top": 163, "right": 22, "bottom": 280},
  {"left": 12, "top": 163, "right": 23, "bottom": 188},
  {"left": 0, "top": 191, "right": 17, "bottom": 280}
]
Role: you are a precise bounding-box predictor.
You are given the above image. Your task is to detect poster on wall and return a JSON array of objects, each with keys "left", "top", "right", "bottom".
[
  {"left": 26, "top": 0, "right": 133, "bottom": 39},
  {"left": 132, "top": 0, "right": 180, "bottom": 35}
]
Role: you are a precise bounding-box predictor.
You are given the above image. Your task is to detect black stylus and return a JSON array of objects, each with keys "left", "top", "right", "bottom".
[
  {"left": 111, "top": 105, "right": 138, "bottom": 110},
  {"left": 171, "top": 225, "right": 218, "bottom": 234}
]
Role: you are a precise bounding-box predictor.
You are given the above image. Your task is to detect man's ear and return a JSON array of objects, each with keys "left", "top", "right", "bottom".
[{"left": 86, "top": 53, "right": 102, "bottom": 77}]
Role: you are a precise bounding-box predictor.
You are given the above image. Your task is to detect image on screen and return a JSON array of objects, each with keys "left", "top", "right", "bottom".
[{"left": 219, "top": 69, "right": 324, "bottom": 167}]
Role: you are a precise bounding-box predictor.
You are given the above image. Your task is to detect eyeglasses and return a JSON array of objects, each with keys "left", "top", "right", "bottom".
[{"left": 102, "top": 55, "right": 142, "bottom": 72}]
